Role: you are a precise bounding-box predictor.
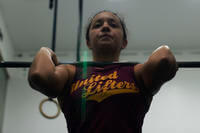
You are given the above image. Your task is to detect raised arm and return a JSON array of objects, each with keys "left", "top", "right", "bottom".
[
  {"left": 28, "top": 47, "right": 75, "bottom": 98},
  {"left": 134, "top": 45, "right": 178, "bottom": 95}
]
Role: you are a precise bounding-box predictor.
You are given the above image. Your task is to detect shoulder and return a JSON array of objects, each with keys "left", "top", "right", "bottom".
[
  {"left": 61, "top": 64, "right": 76, "bottom": 84},
  {"left": 132, "top": 63, "right": 144, "bottom": 89},
  {"left": 132, "top": 63, "right": 156, "bottom": 95},
  {"left": 66, "top": 64, "right": 76, "bottom": 76}
]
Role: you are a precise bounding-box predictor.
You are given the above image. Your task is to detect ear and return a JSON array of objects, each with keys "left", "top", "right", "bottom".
[
  {"left": 121, "top": 39, "right": 128, "bottom": 49},
  {"left": 86, "top": 40, "right": 92, "bottom": 49}
]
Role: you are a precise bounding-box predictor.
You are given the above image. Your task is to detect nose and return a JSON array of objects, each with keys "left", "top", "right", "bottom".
[{"left": 101, "top": 22, "right": 110, "bottom": 32}]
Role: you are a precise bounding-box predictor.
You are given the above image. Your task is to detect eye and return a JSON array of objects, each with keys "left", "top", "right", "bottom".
[
  {"left": 93, "top": 23, "right": 101, "bottom": 28},
  {"left": 108, "top": 20, "right": 118, "bottom": 28},
  {"left": 92, "top": 20, "right": 103, "bottom": 29},
  {"left": 110, "top": 22, "right": 117, "bottom": 27}
]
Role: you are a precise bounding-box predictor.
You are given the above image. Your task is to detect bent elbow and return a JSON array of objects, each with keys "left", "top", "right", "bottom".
[
  {"left": 159, "top": 56, "right": 171, "bottom": 68},
  {"left": 159, "top": 56, "right": 177, "bottom": 81},
  {"left": 28, "top": 71, "right": 42, "bottom": 90},
  {"left": 28, "top": 71, "right": 59, "bottom": 98}
]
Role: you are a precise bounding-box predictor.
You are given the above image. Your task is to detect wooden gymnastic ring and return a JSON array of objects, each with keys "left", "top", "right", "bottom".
[{"left": 39, "top": 98, "right": 61, "bottom": 119}]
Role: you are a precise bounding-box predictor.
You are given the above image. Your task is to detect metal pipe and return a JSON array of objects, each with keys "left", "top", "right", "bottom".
[
  {"left": 0, "top": 61, "right": 200, "bottom": 68},
  {"left": 76, "top": 0, "right": 83, "bottom": 62},
  {"left": 49, "top": 0, "right": 58, "bottom": 52}
]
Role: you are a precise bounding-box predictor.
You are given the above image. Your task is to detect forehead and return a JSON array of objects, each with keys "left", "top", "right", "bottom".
[{"left": 91, "top": 12, "right": 121, "bottom": 23}]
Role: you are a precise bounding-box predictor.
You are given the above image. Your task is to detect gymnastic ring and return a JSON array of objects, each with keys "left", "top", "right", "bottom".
[{"left": 39, "top": 98, "right": 61, "bottom": 119}]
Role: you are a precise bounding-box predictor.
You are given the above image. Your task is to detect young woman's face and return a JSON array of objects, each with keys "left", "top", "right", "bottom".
[{"left": 87, "top": 12, "right": 127, "bottom": 54}]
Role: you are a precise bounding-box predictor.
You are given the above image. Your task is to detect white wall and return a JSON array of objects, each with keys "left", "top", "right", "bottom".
[
  {"left": 0, "top": 9, "right": 14, "bottom": 61},
  {"left": 2, "top": 53, "right": 76, "bottom": 133},
  {"left": 0, "top": 7, "right": 17, "bottom": 78},
  {"left": 0, "top": 8, "right": 14, "bottom": 133},
  {"left": 2, "top": 73, "right": 67, "bottom": 133},
  {"left": 2, "top": 50, "right": 200, "bottom": 133},
  {"left": 144, "top": 68, "right": 200, "bottom": 133},
  {"left": 0, "top": 68, "right": 8, "bottom": 133}
]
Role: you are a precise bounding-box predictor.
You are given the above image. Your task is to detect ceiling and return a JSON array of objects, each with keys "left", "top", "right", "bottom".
[{"left": 0, "top": 0, "right": 200, "bottom": 56}]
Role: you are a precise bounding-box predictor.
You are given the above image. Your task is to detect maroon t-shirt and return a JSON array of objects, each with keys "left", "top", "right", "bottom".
[{"left": 59, "top": 64, "right": 153, "bottom": 133}]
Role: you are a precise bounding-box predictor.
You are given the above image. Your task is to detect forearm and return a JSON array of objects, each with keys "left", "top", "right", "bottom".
[
  {"left": 28, "top": 47, "right": 60, "bottom": 97},
  {"left": 149, "top": 45, "right": 177, "bottom": 81},
  {"left": 142, "top": 45, "right": 177, "bottom": 94}
]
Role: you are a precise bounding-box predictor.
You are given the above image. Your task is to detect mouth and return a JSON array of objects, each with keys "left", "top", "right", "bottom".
[{"left": 99, "top": 34, "right": 113, "bottom": 40}]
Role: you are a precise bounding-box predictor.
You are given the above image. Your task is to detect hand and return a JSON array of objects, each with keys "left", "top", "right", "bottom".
[{"left": 39, "top": 47, "right": 59, "bottom": 66}]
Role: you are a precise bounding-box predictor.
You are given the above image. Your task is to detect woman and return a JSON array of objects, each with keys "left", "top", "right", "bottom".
[{"left": 28, "top": 10, "right": 178, "bottom": 133}]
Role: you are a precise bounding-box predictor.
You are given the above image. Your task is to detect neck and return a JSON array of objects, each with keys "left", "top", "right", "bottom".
[{"left": 92, "top": 52, "right": 120, "bottom": 62}]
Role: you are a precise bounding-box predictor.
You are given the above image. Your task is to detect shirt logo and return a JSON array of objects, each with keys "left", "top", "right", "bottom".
[{"left": 70, "top": 71, "right": 139, "bottom": 102}]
